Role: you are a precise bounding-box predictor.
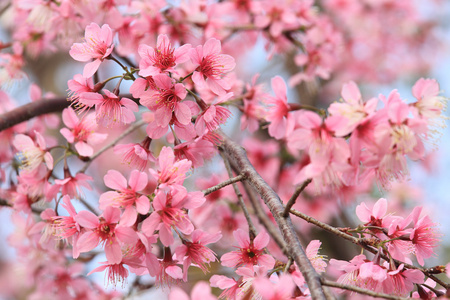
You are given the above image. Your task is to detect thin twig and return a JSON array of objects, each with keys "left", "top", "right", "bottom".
[
  {"left": 79, "top": 120, "right": 146, "bottom": 173},
  {"left": 283, "top": 179, "right": 311, "bottom": 217},
  {"left": 202, "top": 174, "right": 246, "bottom": 196},
  {"left": 220, "top": 153, "right": 257, "bottom": 239},
  {"left": 289, "top": 208, "right": 450, "bottom": 289},
  {"left": 320, "top": 278, "right": 407, "bottom": 300}
]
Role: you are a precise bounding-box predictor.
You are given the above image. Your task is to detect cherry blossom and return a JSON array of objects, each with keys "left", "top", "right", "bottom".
[
  {"left": 221, "top": 229, "right": 275, "bottom": 270},
  {"left": 69, "top": 23, "right": 114, "bottom": 78},
  {"left": 189, "top": 38, "right": 236, "bottom": 95},
  {"left": 138, "top": 34, "right": 191, "bottom": 77}
]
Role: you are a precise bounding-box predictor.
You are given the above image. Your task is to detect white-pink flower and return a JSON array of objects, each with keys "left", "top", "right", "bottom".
[
  {"left": 69, "top": 23, "right": 114, "bottom": 78},
  {"left": 99, "top": 169, "right": 150, "bottom": 222},
  {"left": 60, "top": 107, "right": 107, "bottom": 157},
  {"left": 13, "top": 131, "right": 53, "bottom": 172}
]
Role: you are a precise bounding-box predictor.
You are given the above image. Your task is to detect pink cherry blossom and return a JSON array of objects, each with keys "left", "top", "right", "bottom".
[
  {"left": 266, "top": 76, "right": 289, "bottom": 139},
  {"left": 67, "top": 74, "right": 95, "bottom": 113},
  {"left": 174, "top": 137, "right": 216, "bottom": 168},
  {"left": 169, "top": 281, "right": 217, "bottom": 300},
  {"left": 356, "top": 198, "right": 388, "bottom": 227},
  {"left": 139, "top": 74, "right": 191, "bottom": 128},
  {"left": 195, "top": 93, "right": 232, "bottom": 135},
  {"left": 78, "top": 89, "right": 138, "bottom": 127},
  {"left": 113, "top": 138, "right": 155, "bottom": 171},
  {"left": 409, "top": 207, "right": 440, "bottom": 266},
  {"left": 99, "top": 169, "right": 150, "bottom": 221},
  {"left": 138, "top": 34, "right": 191, "bottom": 77},
  {"left": 75, "top": 206, "right": 138, "bottom": 264},
  {"left": 69, "top": 23, "right": 114, "bottom": 78},
  {"left": 60, "top": 107, "right": 107, "bottom": 157},
  {"left": 253, "top": 273, "right": 296, "bottom": 300},
  {"left": 412, "top": 78, "right": 446, "bottom": 120},
  {"left": 52, "top": 195, "right": 82, "bottom": 258},
  {"left": 155, "top": 247, "right": 184, "bottom": 287},
  {"left": 221, "top": 229, "right": 275, "bottom": 270},
  {"left": 88, "top": 256, "right": 144, "bottom": 287},
  {"left": 328, "top": 80, "right": 378, "bottom": 136},
  {"left": 189, "top": 38, "right": 236, "bottom": 95},
  {"left": 13, "top": 131, "right": 53, "bottom": 172},
  {"left": 175, "top": 229, "right": 221, "bottom": 280},
  {"left": 150, "top": 146, "right": 192, "bottom": 188},
  {"left": 381, "top": 264, "right": 423, "bottom": 296},
  {"left": 54, "top": 172, "right": 93, "bottom": 198},
  {"left": 141, "top": 188, "right": 199, "bottom": 246}
]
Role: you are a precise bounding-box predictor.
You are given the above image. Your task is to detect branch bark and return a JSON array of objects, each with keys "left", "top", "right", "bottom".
[
  {"left": 0, "top": 98, "right": 69, "bottom": 132},
  {"left": 219, "top": 132, "right": 328, "bottom": 300}
]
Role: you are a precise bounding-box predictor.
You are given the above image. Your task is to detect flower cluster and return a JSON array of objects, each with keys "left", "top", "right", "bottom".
[{"left": 0, "top": 3, "right": 448, "bottom": 300}]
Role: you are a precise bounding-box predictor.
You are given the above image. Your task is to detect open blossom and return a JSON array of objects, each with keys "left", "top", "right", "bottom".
[
  {"left": 114, "top": 137, "right": 155, "bottom": 171},
  {"left": 328, "top": 80, "right": 378, "bottom": 136},
  {"left": 140, "top": 74, "right": 191, "bottom": 128},
  {"left": 266, "top": 76, "right": 289, "bottom": 139},
  {"left": 189, "top": 38, "right": 236, "bottom": 95},
  {"left": 69, "top": 23, "right": 114, "bottom": 78},
  {"left": 221, "top": 229, "right": 275, "bottom": 270},
  {"left": 99, "top": 169, "right": 150, "bottom": 221},
  {"left": 210, "top": 274, "right": 242, "bottom": 300},
  {"left": 287, "top": 111, "right": 351, "bottom": 191},
  {"left": 150, "top": 146, "right": 192, "bottom": 188},
  {"left": 169, "top": 281, "right": 217, "bottom": 300},
  {"left": 175, "top": 229, "right": 222, "bottom": 281},
  {"left": 141, "top": 187, "right": 204, "bottom": 246},
  {"left": 138, "top": 34, "right": 191, "bottom": 77},
  {"left": 382, "top": 264, "right": 423, "bottom": 296},
  {"left": 67, "top": 74, "right": 95, "bottom": 113},
  {"left": 78, "top": 89, "right": 138, "bottom": 127},
  {"left": 174, "top": 137, "right": 216, "bottom": 168},
  {"left": 13, "top": 131, "right": 53, "bottom": 172},
  {"left": 75, "top": 206, "right": 138, "bottom": 264},
  {"left": 253, "top": 273, "right": 296, "bottom": 300},
  {"left": 60, "top": 107, "right": 107, "bottom": 157},
  {"left": 54, "top": 172, "right": 93, "bottom": 198},
  {"left": 355, "top": 198, "right": 388, "bottom": 228},
  {"left": 88, "top": 256, "right": 144, "bottom": 287},
  {"left": 411, "top": 78, "right": 446, "bottom": 120},
  {"left": 52, "top": 195, "right": 82, "bottom": 258},
  {"left": 195, "top": 93, "right": 232, "bottom": 135},
  {"left": 409, "top": 207, "right": 440, "bottom": 266}
]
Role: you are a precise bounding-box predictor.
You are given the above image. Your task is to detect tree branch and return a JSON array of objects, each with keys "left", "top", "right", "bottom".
[
  {"left": 320, "top": 278, "right": 407, "bottom": 300},
  {"left": 0, "top": 98, "right": 69, "bottom": 132},
  {"left": 220, "top": 153, "right": 257, "bottom": 239},
  {"left": 283, "top": 179, "right": 311, "bottom": 217},
  {"left": 202, "top": 173, "right": 246, "bottom": 196},
  {"left": 218, "top": 131, "right": 328, "bottom": 300}
]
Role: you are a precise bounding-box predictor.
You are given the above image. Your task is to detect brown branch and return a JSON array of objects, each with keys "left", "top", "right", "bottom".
[
  {"left": 219, "top": 132, "right": 328, "bottom": 300},
  {"left": 283, "top": 178, "right": 311, "bottom": 217},
  {"left": 242, "top": 181, "right": 287, "bottom": 252},
  {"left": 289, "top": 208, "right": 450, "bottom": 289},
  {"left": 220, "top": 154, "right": 257, "bottom": 239},
  {"left": 0, "top": 98, "right": 69, "bottom": 132},
  {"left": 320, "top": 278, "right": 408, "bottom": 300},
  {"left": 202, "top": 173, "right": 246, "bottom": 196}
]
